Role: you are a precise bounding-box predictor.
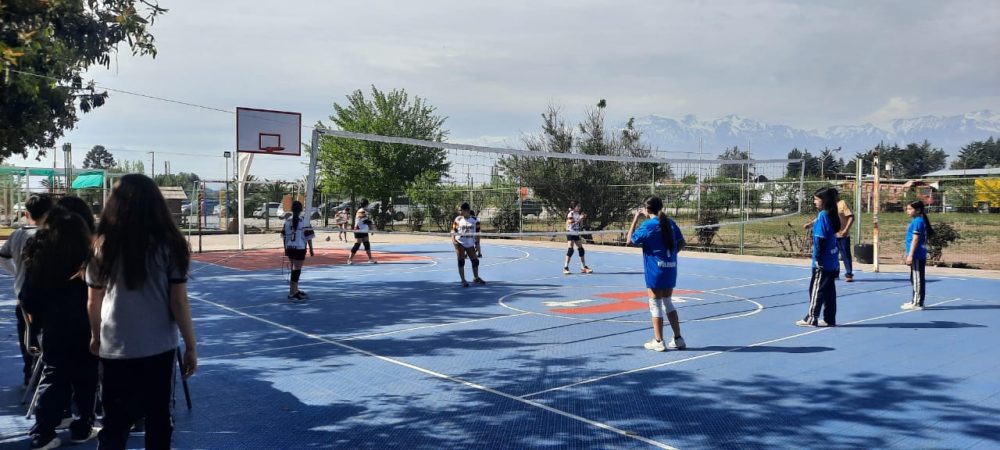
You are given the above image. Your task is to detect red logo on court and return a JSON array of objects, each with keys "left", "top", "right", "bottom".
[{"left": 550, "top": 290, "right": 703, "bottom": 314}]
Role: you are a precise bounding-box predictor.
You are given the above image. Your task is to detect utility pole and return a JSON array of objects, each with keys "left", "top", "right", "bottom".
[
  {"left": 148, "top": 151, "right": 155, "bottom": 180},
  {"left": 62, "top": 143, "right": 72, "bottom": 195}
]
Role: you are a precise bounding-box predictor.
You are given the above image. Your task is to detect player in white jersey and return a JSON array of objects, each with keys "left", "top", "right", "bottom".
[
  {"left": 282, "top": 201, "right": 314, "bottom": 302},
  {"left": 563, "top": 200, "right": 593, "bottom": 274},
  {"left": 347, "top": 198, "right": 377, "bottom": 264},
  {"left": 452, "top": 202, "right": 485, "bottom": 287}
]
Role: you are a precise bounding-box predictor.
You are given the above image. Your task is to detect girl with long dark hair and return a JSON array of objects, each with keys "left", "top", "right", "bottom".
[
  {"left": 20, "top": 206, "right": 99, "bottom": 448},
  {"left": 627, "top": 196, "right": 687, "bottom": 352},
  {"left": 86, "top": 174, "right": 198, "bottom": 450},
  {"left": 902, "top": 200, "right": 935, "bottom": 310},
  {"left": 797, "top": 186, "right": 841, "bottom": 327},
  {"left": 283, "top": 201, "right": 314, "bottom": 302}
]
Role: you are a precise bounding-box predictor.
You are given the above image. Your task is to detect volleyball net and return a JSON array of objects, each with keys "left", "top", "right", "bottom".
[{"left": 307, "top": 129, "right": 807, "bottom": 250}]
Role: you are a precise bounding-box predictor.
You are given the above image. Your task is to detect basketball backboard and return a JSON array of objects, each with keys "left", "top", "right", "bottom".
[{"left": 236, "top": 107, "right": 302, "bottom": 156}]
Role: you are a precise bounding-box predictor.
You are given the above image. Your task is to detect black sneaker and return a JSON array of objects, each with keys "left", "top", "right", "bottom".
[
  {"left": 29, "top": 434, "right": 60, "bottom": 450},
  {"left": 70, "top": 426, "right": 100, "bottom": 444}
]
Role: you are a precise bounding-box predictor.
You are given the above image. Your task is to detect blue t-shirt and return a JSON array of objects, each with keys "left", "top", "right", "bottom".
[
  {"left": 906, "top": 216, "right": 928, "bottom": 260},
  {"left": 812, "top": 210, "right": 839, "bottom": 270},
  {"left": 630, "top": 217, "right": 685, "bottom": 289}
]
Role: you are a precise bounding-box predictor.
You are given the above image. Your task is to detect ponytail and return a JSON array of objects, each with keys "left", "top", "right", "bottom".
[
  {"left": 814, "top": 187, "right": 841, "bottom": 232},
  {"left": 644, "top": 196, "right": 675, "bottom": 251},
  {"left": 909, "top": 201, "right": 935, "bottom": 238},
  {"left": 657, "top": 211, "right": 675, "bottom": 252},
  {"left": 291, "top": 201, "right": 303, "bottom": 232}
]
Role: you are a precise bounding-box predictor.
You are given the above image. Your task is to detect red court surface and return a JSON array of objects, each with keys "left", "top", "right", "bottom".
[
  {"left": 551, "top": 289, "right": 703, "bottom": 314},
  {"left": 191, "top": 248, "right": 431, "bottom": 270}
]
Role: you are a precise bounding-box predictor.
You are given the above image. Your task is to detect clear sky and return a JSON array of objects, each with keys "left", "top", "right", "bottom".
[{"left": 9, "top": 0, "right": 1000, "bottom": 180}]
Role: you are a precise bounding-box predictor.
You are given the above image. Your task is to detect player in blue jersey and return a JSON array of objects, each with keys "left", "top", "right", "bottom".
[
  {"left": 627, "top": 196, "right": 687, "bottom": 352},
  {"left": 797, "top": 187, "right": 841, "bottom": 327},
  {"left": 902, "top": 200, "right": 934, "bottom": 310}
]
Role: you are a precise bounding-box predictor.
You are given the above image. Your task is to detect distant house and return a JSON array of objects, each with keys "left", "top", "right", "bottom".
[
  {"left": 159, "top": 186, "right": 189, "bottom": 225},
  {"left": 922, "top": 168, "right": 1000, "bottom": 211},
  {"left": 922, "top": 168, "right": 1000, "bottom": 178}
]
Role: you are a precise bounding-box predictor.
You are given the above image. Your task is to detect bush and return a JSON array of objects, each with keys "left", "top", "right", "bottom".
[
  {"left": 491, "top": 204, "right": 521, "bottom": 233},
  {"left": 696, "top": 215, "right": 721, "bottom": 247},
  {"left": 927, "top": 222, "right": 960, "bottom": 262}
]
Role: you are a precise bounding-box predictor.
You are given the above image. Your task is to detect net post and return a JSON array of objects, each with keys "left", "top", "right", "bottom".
[
  {"left": 872, "top": 143, "right": 881, "bottom": 272},
  {"left": 798, "top": 156, "right": 806, "bottom": 214},
  {"left": 855, "top": 157, "right": 863, "bottom": 242}
]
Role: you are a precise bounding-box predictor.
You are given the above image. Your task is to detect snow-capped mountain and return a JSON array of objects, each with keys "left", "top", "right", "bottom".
[{"left": 635, "top": 110, "right": 1000, "bottom": 159}]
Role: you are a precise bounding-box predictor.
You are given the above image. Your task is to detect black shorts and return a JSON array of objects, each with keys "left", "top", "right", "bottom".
[
  {"left": 567, "top": 234, "right": 581, "bottom": 242},
  {"left": 354, "top": 232, "right": 369, "bottom": 239},
  {"left": 285, "top": 248, "right": 307, "bottom": 261}
]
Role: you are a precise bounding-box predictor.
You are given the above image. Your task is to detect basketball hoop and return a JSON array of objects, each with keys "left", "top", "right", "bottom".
[{"left": 261, "top": 146, "right": 286, "bottom": 153}]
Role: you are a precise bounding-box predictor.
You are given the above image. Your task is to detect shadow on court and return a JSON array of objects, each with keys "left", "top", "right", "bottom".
[{"left": 542, "top": 371, "right": 1000, "bottom": 449}]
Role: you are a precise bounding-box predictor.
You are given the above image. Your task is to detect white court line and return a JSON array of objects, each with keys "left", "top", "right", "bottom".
[
  {"left": 200, "top": 342, "right": 328, "bottom": 361},
  {"left": 189, "top": 294, "right": 678, "bottom": 449},
  {"left": 707, "top": 277, "right": 812, "bottom": 292},
  {"left": 520, "top": 297, "right": 965, "bottom": 398},
  {"left": 340, "top": 312, "right": 532, "bottom": 340}
]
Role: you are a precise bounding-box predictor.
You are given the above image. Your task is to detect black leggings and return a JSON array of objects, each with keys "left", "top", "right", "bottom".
[{"left": 98, "top": 350, "right": 175, "bottom": 450}]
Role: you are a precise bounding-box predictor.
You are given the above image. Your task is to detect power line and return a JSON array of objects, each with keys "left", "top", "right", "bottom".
[{"left": 7, "top": 68, "right": 234, "bottom": 115}]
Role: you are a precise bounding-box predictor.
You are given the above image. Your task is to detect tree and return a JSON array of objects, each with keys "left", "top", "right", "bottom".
[
  {"left": 154, "top": 172, "right": 200, "bottom": 193},
  {"left": 1, "top": 1, "right": 166, "bottom": 162},
  {"left": 318, "top": 86, "right": 449, "bottom": 229},
  {"left": 951, "top": 137, "right": 1000, "bottom": 170},
  {"left": 881, "top": 141, "right": 948, "bottom": 178},
  {"left": 818, "top": 147, "right": 842, "bottom": 180},
  {"left": 82, "top": 145, "right": 116, "bottom": 169},
  {"left": 114, "top": 159, "right": 145, "bottom": 175},
  {"left": 717, "top": 146, "right": 749, "bottom": 180},
  {"left": 785, "top": 148, "right": 821, "bottom": 179},
  {"left": 498, "top": 101, "right": 663, "bottom": 231}
]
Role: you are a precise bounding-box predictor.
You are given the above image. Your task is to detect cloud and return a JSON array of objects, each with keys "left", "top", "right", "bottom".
[
  {"left": 865, "top": 97, "right": 918, "bottom": 127},
  {"left": 9, "top": 0, "right": 992, "bottom": 180}
]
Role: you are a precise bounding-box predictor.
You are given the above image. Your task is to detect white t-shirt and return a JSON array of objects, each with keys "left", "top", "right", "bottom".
[
  {"left": 282, "top": 215, "right": 314, "bottom": 250},
  {"left": 0, "top": 226, "right": 38, "bottom": 297},
  {"left": 453, "top": 215, "right": 479, "bottom": 248},
  {"left": 355, "top": 208, "right": 371, "bottom": 232},
  {"left": 566, "top": 210, "right": 583, "bottom": 234}
]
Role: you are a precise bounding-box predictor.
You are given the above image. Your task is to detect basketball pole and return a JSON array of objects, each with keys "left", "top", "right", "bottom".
[
  {"left": 305, "top": 129, "right": 319, "bottom": 229},
  {"left": 237, "top": 152, "right": 254, "bottom": 251}
]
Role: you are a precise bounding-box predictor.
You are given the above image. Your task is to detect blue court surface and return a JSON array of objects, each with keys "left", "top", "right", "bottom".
[{"left": 1, "top": 241, "right": 999, "bottom": 449}]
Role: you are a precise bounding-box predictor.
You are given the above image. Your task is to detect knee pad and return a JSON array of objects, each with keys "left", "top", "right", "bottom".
[
  {"left": 648, "top": 298, "right": 664, "bottom": 318},
  {"left": 578, "top": 247, "right": 585, "bottom": 257},
  {"left": 471, "top": 257, "right": 480, "bottom": 269},
  {"left": 363, "top": 241, "right": 371, "bottom": 251},
  {"left": 566, "top": 247, "right": 575, "bottom": 257},
  {"left": 290, "top": 269, "right": 301, "bottom": 283},
  {"left": 351, "top": 243, "right": 361, "bottom": 253},
  {"left": 661, "top": 296, "right": 676, "bottom": 314}
]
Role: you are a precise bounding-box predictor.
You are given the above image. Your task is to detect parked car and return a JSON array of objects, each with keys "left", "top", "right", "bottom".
[
  {"left": 252, "top": 202, "right": 285, "bottom": 218},
  {"left": 516, "top": 199, "right": 543, "bottom": 217}
]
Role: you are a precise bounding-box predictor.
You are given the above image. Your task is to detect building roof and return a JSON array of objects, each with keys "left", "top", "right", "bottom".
[
  {"left": 922, "top": 168, "right": 1000, "bottom": 177},
  {"left": 159, "top": 186, "right": 189, "bottom": 201}
]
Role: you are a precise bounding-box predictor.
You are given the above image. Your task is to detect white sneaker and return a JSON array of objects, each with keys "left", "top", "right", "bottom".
[
  {"left": 668, "top": 337, "right": 687, "bottom": 350},
  {"left": 643, "top": 339, "right": 666, "bottom": 352},
  {"left": 900, "top": 303, "right": 923, "bottom": 311}
]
